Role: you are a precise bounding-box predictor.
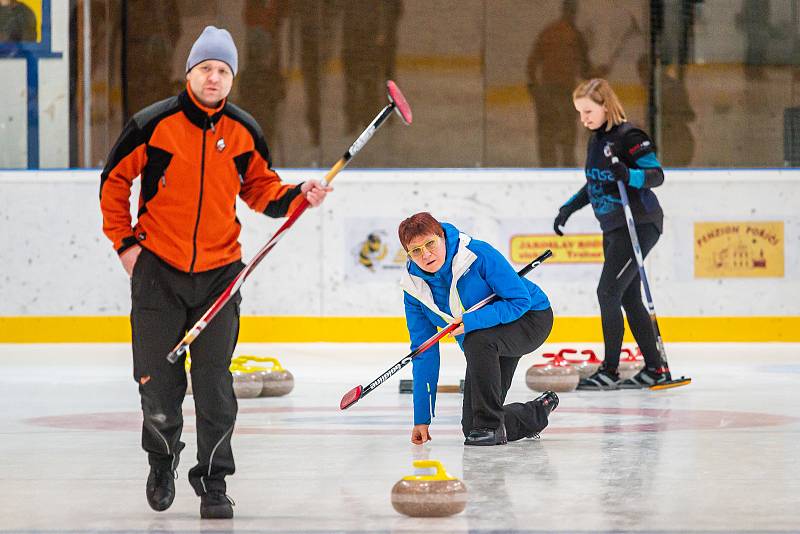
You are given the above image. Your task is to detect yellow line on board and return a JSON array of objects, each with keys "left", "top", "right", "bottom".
[
  {"left": 0, "top": 316, "right": 133, "bottom": 343},
  {"left": 0, "top": 316, "right": 798, "bottom": 343}
]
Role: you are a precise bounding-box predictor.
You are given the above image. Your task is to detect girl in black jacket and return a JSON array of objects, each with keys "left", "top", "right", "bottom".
[{"left": 553, "top": 78, "right": 671, "bottom": 390}]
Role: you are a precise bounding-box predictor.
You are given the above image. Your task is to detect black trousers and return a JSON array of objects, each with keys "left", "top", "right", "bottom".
[
  {"left": 597, "top": 224, "right": 662, "bottom": 369},
  {"left": 130, "top": 248, "right": 242, "bottom": 496},
  {"left": 461, "top": 307, "right": 554, "bottom": 441}
]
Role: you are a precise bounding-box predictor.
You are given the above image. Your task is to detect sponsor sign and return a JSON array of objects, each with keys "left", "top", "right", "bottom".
[
  {"left": 694, "top": 222, "right": 784, "bottom": 278},
  {"left": 510, "top": 233, "right": 604, "bottom": 264}
]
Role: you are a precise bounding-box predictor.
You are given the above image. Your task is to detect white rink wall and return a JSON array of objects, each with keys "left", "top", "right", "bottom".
[{"left": 0, "top": 168, "right": 798, "bottom": 318}]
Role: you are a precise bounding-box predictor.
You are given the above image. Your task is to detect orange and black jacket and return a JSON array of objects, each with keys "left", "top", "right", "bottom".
[{"left": 100, "top": 87, "right": 305, "bottom": 273}]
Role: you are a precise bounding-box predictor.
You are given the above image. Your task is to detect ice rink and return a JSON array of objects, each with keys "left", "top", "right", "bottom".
[{"left": 1, "top": 341, "right": 799, "bottom": 533}]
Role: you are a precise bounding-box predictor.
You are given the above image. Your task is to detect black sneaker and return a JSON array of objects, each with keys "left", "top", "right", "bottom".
[
  {"left": 464, "top": 424, "right": 508, "bottom": 446},
  {"left": 146, "top": 467, "right": 176, "bottom": 512},
  {"left": 524, "top": 391, "right": 560, "bottom": 439},
  {"left": 577, "top": 366, "right": 620, "bottom": 390},
  {"left": 200, "top": 491, "right": 235, "bottom": 519},
  {"left": 618, "top": 367, "right": 672, "bottom": 389},
  {"left": 534, "top": 390, "right": 559, "bottom": 416}
]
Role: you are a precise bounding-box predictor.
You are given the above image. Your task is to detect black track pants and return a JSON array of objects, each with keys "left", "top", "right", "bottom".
[
  {"left": 461, "top": 307, "right": 554, "bottom": 441},
  {"left": 130, "top": 248, "right": 243, "bottom": 496},
  {"left": 597, "top": 224, "right": 662, "bottom": 370}
]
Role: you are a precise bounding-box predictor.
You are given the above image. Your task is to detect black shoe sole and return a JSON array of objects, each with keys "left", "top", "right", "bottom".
[
  {"left": 463, "top": 439, "right": 508, "bottom": 446},
  {"left": 617, "top": 381, "right": 649, "bottom": 389},
  {"left": 546, "top": 394, "right": 559, "bottom": 414},
  {"left": 200, "top": 505, "right": 233, "bottom": 519},
  {"left": 148, "top": 499, "right": 174, "bottom": 512},
  {"left": 577, "top": 382, "right": 619, "bottom": 391},
  {"left": 535, "top": 392, "right": 559, "bottom": 415}
]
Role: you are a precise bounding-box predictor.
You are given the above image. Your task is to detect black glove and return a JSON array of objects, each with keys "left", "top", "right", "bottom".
[
  {"left": 609, "top": 160, "right": 630, "bottom": 183},
  {"left": 553, "top": 207, "right": 572, "bottom": 236}
]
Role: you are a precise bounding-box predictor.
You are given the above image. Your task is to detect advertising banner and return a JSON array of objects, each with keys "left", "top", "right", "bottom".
[
  {"left": 344, "top": 218, "right": 407, "bottom": 284},
  {"left": 509, "top": 233, "right": 604, "bottom": 264},
  {"left": 694, "top": 221, "right": 784, "bottom": 278}
]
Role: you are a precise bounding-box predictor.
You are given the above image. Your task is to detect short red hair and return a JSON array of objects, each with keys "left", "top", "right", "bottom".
[{"left": 398, "top": 212, "right": 444, "bottom": 250}]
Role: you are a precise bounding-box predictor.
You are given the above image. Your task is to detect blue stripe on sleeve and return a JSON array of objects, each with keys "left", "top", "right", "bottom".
[
  {"left": 635, "top": 152, "right": 661, "bottom": 168},
  {"left": 563, "top": 191, "right": 580, "bottom": 208},
  {"left": 628, "top": 168, "right": 645, "bottom": 188}
]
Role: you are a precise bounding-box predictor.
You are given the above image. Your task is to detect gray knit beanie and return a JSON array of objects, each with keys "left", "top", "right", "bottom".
[{"left": 186, "top": 26, "right": 238, "bottom": 76}]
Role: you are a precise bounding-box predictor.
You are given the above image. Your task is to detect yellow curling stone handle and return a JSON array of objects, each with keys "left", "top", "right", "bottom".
[
  {"left": 232, "top": 355, "right": 286, "bottom": 372},
  {"left": 403, "top": 460, "right": 457, "bottom": 481},
  {"left": 228, "top": 362, "right": 263, "bottom": 373}
]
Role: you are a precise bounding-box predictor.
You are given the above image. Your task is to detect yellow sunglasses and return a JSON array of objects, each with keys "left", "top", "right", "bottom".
[{"left": 407, "top": 237, "right": 440, "bottom": 259}]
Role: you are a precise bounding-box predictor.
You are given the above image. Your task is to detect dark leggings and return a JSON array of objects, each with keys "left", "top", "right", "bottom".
[
  {"left": 598, "top": 224, "right": 662, "bottom": 370},
  {"left": 461, "top": 307, "right": 554, "bottom": 441}
]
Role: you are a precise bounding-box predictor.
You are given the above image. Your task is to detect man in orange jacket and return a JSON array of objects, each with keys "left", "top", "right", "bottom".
[{"left": 99, "top": 26, "right": 331, "bottom": 519}]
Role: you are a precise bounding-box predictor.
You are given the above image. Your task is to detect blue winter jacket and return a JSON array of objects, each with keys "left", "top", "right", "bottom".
[{"left": 400, "top": 223, "right": 550, "bottom": 425}]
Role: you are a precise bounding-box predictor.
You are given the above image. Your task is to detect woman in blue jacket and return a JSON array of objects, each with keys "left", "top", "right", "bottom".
[{"left": 399, "top": 212, "right": 557, "bottom": 446}]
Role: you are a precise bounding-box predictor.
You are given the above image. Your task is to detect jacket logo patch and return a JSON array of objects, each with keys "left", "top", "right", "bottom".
[
  {"left": 216, "top": 138, "right": 226, "bottom": 152},
  {"left": 628, "top": 140, "right": 650, "bottom": 155}
]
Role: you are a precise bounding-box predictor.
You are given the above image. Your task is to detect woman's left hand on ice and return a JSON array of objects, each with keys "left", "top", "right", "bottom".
[{"left": 411, "top": 424, "right": 432, "bottom": 444}]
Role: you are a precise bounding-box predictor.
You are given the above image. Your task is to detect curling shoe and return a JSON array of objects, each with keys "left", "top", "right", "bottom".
[
  {"left": 618, "top": 366, "right": 672, "bottom": 389},
  {"left": 464, "top": 424, "right": 508, "bottom": 446},
  {"left": 577, "top": 365, "right": 620, "bottom": 390},
  {"left": 534, "top": 390, "right": 559, "bottom": 416},
  {"left": 146, "top": 467, "right": 176, "bottom": 512},
  {"left": 200, "top": 491, "right": 235, "bottom": 519},
  {"left": 524, "top": 390, "right": 560, "bottom": 439}
]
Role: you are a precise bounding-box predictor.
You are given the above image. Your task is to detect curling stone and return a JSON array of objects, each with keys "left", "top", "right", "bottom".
[
  {"left": 526, "top": 351, "right": 579, "bottom": 392},
  {"left": 618, "top": 347, "right": 645, "bottom": 380},
  {"left": 549, "top": 348, "right": 589, "bottom": 376},
  {"left": 185, "top": 353, "right": 193, "bottom": 396},
  {"left": 391, "top": 460, "right": 467, "bottom": 518},
  {"left": 229, "top": 363, "right": 263, "bottom": 399},
  {"left": 552, "top": 348, "right": 582, "bottom": 364},
  {"left": 574, "top": 349, "right": 603, "bottom": 379},
  {"left": 233, "top": 356, "right": 294, "bottom": 397}
]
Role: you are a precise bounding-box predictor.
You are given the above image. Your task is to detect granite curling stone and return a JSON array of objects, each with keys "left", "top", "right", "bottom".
[
  {"left": 575, "top": 349, "right": 603, "bottom": 379},
  {"left": 551, "top": 348, "right": 595, "bottom": 378},
  {"left": 229, "top": 363, "right": 263, "bottom": 398},
  {"left": 391, "top": 460, "right": 467, "bottom": 518},
  {"left": 526, "top": 351, "right": 579, "bottom": 392},
  {"left": 233, "top": 355, "right": 295, "bottom": 397},
  {"left": 618, "top": 347, "right": 645, "bottom": 380}
]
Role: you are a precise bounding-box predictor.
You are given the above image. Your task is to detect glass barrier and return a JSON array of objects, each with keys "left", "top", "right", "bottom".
[{"left": 0, "top": 0, "right": 797, "bottom": 169}]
